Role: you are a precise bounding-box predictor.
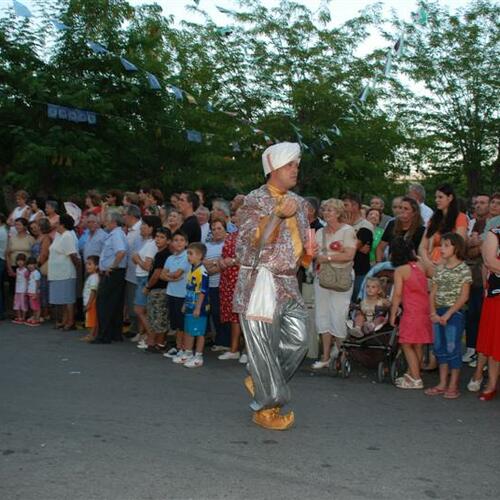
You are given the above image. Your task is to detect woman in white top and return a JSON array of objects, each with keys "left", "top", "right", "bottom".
[
  {"left": 132, "top": 216, "right": 160, "bottom": 338},
  {"left": 7, "top": 190, "right": 31, "bottom": 235},
  {"left": 29, "top": 197, "right": 46, "bottom": 223},
  {"left": 312, "top": 198, "right": 357, "bottom": 369},
  {"left": 48, "top": 214, "right": 80, "bottom": 330}
]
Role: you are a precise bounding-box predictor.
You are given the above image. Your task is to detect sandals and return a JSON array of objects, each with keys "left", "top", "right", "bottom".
[
  {"left": 424, "top": 386, "right": 447, "bottom": 396},
  {"left": 395, "top": 374, "right": 423, "bottom": 389},
  {"left": 443, "top": 389, "right": 461, "bottom": 399}
]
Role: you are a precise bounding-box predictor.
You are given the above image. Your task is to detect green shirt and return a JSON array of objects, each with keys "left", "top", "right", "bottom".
[{"left": 432, "top": 261, "right": 472, "bottom": 308}]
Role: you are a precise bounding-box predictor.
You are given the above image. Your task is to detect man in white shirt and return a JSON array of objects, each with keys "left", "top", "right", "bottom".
[
  {"left": 195, "top": 206, "right": 210, "bottom": 243},
  {"left": 408, "top": 183, "right": 433, "bottom": 226},
  {"left": 123, "top": 204, "right": 142, "bottom": 339}
]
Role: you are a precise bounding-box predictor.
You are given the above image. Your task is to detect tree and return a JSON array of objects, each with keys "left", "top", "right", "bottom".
[{"left": 394, "top": 0, "right": 500, "bottom": 196}]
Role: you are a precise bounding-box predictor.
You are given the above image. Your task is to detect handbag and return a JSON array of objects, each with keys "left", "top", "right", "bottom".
[{"left": 318, "top": 229, "right": 353, "bottom": 291}]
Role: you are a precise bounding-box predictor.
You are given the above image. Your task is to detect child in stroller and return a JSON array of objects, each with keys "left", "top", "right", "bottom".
[{"left": 346, "top": 277, "right": 391, "bottom": 338}]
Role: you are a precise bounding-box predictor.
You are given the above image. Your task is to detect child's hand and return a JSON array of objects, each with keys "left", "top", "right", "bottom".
[
  {"left": 193, "top": 307, "right": 201, "bottom": 318},
  {"left": 438, "top": 315, "right": 449, "bottom": 326},
  {"left": 181, "top": 305, "right": 185, "bottom": 314},
  {"left": 430, "top": 312, "right": 440, "bottom": 323},
  {"left": 143, "top": 287, "right": 150, "bottom": 295}
]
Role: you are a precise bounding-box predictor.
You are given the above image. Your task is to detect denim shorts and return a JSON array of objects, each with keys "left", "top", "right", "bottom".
[{"left": 134, "top": 276, "right": 149, "bottom": 307}]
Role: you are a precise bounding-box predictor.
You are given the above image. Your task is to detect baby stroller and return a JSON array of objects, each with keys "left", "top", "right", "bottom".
[{"left": 331, "top": 269, "right": 406, "bottom": 383}]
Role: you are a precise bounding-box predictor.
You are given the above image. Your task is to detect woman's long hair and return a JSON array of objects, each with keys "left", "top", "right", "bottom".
[
  {"left": 426, "top": 183, "right": 459, "bottom": 238},
  {"left": 394, "top": 196, "right": 423, "bottom": 241}
]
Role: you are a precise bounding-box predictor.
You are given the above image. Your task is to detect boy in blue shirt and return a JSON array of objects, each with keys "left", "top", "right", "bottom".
[
  {"left": 182, "top": 242, "right": 210, "bottom": 368},
  {"left": 160, "top": 231, "right": 190, "bottom": 362}
]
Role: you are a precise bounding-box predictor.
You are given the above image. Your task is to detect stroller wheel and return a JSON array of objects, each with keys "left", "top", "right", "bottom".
[
  {"left": 377, "top": 361, "right": 386, "bottom": 383},
  {"left": 341, "top": 358, "right": 351, "bottom": 378},
  {"left": 390, "top": 351, "right": 407, "bottom": 384}
]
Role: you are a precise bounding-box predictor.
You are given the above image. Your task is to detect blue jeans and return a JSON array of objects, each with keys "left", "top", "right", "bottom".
[
  {"left": 0, "top": 258, "right": 5, "bottom": 319},
  {"left": 433, "top": 308, "right": 464, "bottom": 369}
]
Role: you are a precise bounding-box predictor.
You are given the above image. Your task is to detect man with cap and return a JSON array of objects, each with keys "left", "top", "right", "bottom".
[{"left": 233, "top": 142, "right": 311, "bottom": 430}]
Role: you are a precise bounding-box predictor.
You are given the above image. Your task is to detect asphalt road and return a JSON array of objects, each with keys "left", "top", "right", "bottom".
[{"left": 1, "top": 321, "right": 499, "bottom": 500}]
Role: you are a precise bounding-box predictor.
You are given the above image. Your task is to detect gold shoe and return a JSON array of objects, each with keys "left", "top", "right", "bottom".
[
  {"left": 244, "top": 376, "right": 255, "bottom": 397},
  {"left": 252, "top": 407, "right": 295, "bottom": 431}
]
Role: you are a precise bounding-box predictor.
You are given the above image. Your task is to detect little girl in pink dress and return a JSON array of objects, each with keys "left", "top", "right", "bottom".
[{"left": 390, "top": 237, "right": 433, "bottom": 389}]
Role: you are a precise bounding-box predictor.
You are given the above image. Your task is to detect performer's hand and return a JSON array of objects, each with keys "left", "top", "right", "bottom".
[{"left": 276, "top": 197, "right": 297, "bottom": 218}]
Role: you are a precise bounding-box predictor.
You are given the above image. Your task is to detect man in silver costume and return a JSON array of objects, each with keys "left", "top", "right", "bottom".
[{"left": 233, "top": 142, "right": 311, "bottom": 430}]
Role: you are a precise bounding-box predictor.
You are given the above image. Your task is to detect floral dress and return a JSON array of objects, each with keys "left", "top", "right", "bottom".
[{"left": 219, "top": 232, "right": 240, "bottom": 323}]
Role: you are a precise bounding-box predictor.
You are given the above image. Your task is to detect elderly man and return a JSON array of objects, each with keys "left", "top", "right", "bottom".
[
  {"left": 408, "top": 183, "right": 433, "bottom": 226},
  {"left": 234, "top": 142, "right": 310, "bottom": 431},
  {"left": 195, "top": 206, "right": 211, "bottom": 243},
  {"left": 123, "top": 204, "right": 142, "bottom": 339},
  {"left": 82, "top": 214, "right": 107, "bottom": 262},
  {"left": 370, "top": 196, "right": 391, "bottom": 229},
  {"left": 212, "top": 199, "right": 237, "bottom": 233},
  {"left": 91, "top": 213, "right": 128, "bottom": 344}
]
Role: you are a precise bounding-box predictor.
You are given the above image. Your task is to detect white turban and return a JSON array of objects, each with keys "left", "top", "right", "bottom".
[{"left": 262, "top": 142, "right": 301, "bottom": 176}]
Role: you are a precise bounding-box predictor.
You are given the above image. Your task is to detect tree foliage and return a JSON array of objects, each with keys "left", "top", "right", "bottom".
[{"left": 0, "top": 0, "right": 498, "bottom": 206}]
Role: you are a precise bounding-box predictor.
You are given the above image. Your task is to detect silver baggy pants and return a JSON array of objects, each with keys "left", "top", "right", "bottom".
[{"left": 240, "top": 300, "right": 308, "bottom": 410}]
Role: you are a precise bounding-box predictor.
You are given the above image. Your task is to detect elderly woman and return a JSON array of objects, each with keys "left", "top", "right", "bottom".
[
  {"left": 376, "top": 196, "right": 425, "bottom": 263},
  {"left": 44, "top": 200, "right": 60, "bottom": 235},
  {"left": 217, "top": 209, "right": 245, "bottom": 361},
  {"left": 469, "top": 227, "right": 500, "bottom": 401},
  {"left": 48, "top": 214, "right": 79, "bottom": 330},
  {"left": 204, "top": 218, "right": 230, "bottom": 351},
  {"left": 312, "top": 199, "right": 357, "bottom": 369},
  {"left": 7, "top": 190, "right": 31, "bottom": 235},
  {"left": 6, "top": 218, "right": 35, "bottom": 296}
]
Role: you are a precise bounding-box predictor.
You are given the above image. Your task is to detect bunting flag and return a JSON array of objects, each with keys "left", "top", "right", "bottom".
[
  {"left": 329, "top": 124, "right": 342, "bottom": 137},
  {"left": 416, "top": 7, "right": 428, "bottom": 26},
  {"left": 216, "top": 27, "right": 233, "bottom": 36},
  {"left": 321, "top": 134, "right": 332, "bottom": 146},
  {"left": 231, "top": 142, "right": 241, "bottom": 153},
  {"left": 185, "top": 92, "right": 197, "bottom": 105},
  {"left": 384, "top": 49, "right": 393, "bottom": 77},
  {"left": 87, "top": 41, "right": 109, "bottom": 55},
  {"left": 358, "top": 84, "right": 371, "bottom": 103},
  {"left": 168, "top": 85, "right": 184, "bottom": 101},
  {"left": 47, "top": 104, "right": 97, "bottom": 125},
  {"left": 216, "top": 6, "right": 236, "bottom": 15},
  {"left": 147, "top": 72, "right": 161, "bottom": 90},
  {"left": 50, "top": 19, "right": 69, "bottom": 31},
  {"left": 394, "top": 33, "right": 405, "bottom": 57},
  {"left": 205, "top": 103, "right": 214, "bottom": 112},
  {"left": 120, "top": 57, "right": 138, "bottom": 71},
  {"left": 186, "top": 130, "right": 202, "bottom": 143},
  {"left": 12, "top": 0, "right": 32, "bottom": 18},
  {"left": 223, "top": 111, "right": 238, "bottom": 117}
]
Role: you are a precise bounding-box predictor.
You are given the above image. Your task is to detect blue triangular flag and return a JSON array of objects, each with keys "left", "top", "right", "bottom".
[
  {"left": 206, "top": 103, "right": 214, "bottom": 112},
  {"left": 87, "top": 41, "right": 109, "bottom": 55},
  {"left": 329, "top": 125, "right": 342, "bottom": 137},
  {"left": 359, "top": 84, "right": 370, "bottom": 103},
  {"left": 47, "top": 104, "right": 58, "bottom": 119},
  {"left": 120, "top": 57, "right": 138, "bottom": 71},
  {"left": 186, "top": 130, "right": 202, "bottom": 143},
  {"left": 394, "top": 33, "right": 405, "bottom": 57},
  {"left": 147, "top": 72, "right": 161, "bottom": 90},
  {"left": 50, "top": 19, "right": 69, "bottom": 31},
  {"left": 87, "top": 112, "right": 97, "bottom": 125},
  {"left": 13, "top": 0, "right": 32, "bottom": 18},
  {"left": 169, "top": 85, "right": 184, "bottom": 101}
]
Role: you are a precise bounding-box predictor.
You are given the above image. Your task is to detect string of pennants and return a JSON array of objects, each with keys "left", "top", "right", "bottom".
[{"left": 6, "top": 0, "right": 429, "bottom": 155}]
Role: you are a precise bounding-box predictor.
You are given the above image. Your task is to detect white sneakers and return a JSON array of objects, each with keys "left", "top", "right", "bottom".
[
  {"left": 462, "top": 348, "right": 476, "bottom": 363},
  {"left": 163, "top": 347, "right": 178, "bottom": 358},
  {"left": 172, "top": 351, "right": 191, "bottom": 364},
  {"left": 467, "top": 377, "right": 483, "bottom": 392},
  {"left": 211, "top": 345, "right": 229, "bottom": 352},
  {"left": 239, "top": 353, "right": 248, "bottom": 364},
  {"left": 312, "top": 359, "right": 330, "bottom": 370},
  {"left": 395, "top": 374, "right": 424, "bottom": 389},
  {"left": 184, "top": 355, "right": 204, "bottom": 368},
  {"left": 218, "top": 351, "right": 240, "bottom": 360}
]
